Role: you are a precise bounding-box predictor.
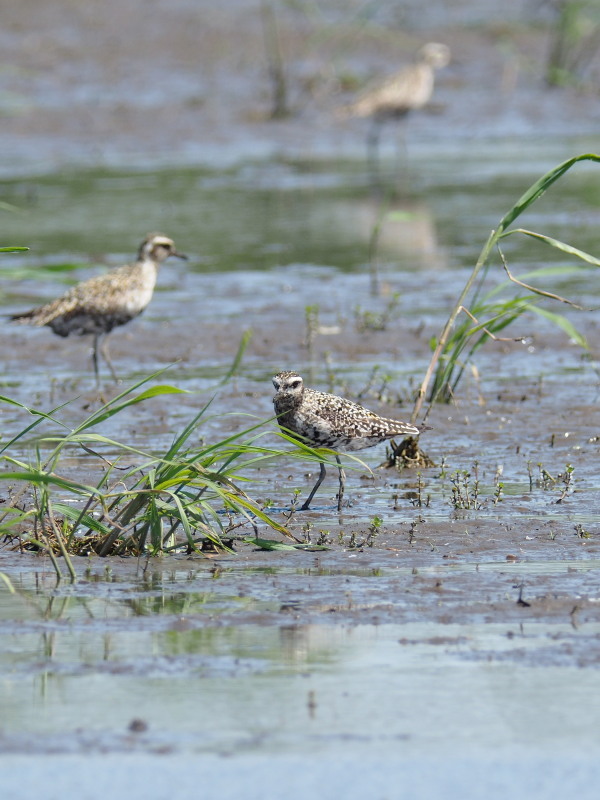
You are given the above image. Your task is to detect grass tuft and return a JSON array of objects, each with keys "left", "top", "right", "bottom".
[
  {"left": 412, "top": 153, "right": 600, "bottom": 421},
  {"left": 0, "top": 373, "right": 297, "bottom": 571}
]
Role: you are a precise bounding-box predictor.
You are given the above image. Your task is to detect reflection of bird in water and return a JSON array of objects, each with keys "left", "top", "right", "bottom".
[
  {"left": 273, "top": 371, "right": 420, "bottom": 511},
  {"left": 338, "top": 42, "right": 450, "bottom": 168},
  {"left": 11, "top": 233, "right": 187, "bottom": 383}
]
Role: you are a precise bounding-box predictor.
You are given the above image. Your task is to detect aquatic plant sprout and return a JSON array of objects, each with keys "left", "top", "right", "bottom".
[{"left": 412, "top": 153, "right": 600, "bottom": 421}]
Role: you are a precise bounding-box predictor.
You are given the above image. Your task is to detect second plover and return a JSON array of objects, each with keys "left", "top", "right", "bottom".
[
  {"left": 273, "top": 370, "right": 420, "bottom": 510},
  {"left": 10, "top": 233, "right": 187, "bottom": 383},
  {"left": 337, "top": 42, "right": 450, "bottom": 164},
  {"left": 338, "top": 42, "right": 450, "bottom": 121}
]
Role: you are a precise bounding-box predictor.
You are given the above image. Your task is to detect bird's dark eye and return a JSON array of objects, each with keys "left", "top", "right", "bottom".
[{"left": 291, "top": 380, "right": 301, "bottom": 389}]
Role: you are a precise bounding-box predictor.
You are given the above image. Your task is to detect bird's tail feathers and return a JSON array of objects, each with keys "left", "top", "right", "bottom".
[{"left": 9, "top": 309, "right": 38, "bottom": 323}]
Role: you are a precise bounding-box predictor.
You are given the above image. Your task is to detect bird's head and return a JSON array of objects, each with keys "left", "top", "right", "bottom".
[
  {"left": 138, "top": 233, "right": 188, "bottom": 264},
  {"left": 272, "top": 371, "right": 304, "bottom": 405},
  {"left": 418, "top": 42, "right": 451, "bottom": 69}
]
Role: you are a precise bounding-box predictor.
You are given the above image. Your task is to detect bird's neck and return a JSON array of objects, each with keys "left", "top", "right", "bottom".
[
  {"left": 137, "top": 257, "right": 160, "bottom": 275},
  {"left": 277, "top": 391, "right": 302, "bottom": 412}
]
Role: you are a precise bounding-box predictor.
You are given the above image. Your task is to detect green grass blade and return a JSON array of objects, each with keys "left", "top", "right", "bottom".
[
  {"left": 500, "top": 228, "right": 600, "bottom": 266},
  {"left": 1, "top": 470, "right": 100, "bottom": 496},
  {"left": 50, "top": 501, "right": 111, "bottom": 535},
  {"left": 243, "top": 537, "right": 302, "bottom": 551},
  {"left": 0, "top": 395, "right": 73, "bottom": 430},
  {"left": 162, "top": 398, "right": 214, "bottom": 461},
  {"left": 484, "top": 266, "right": 588, "bottom": 301},
  {"left": 227, "top": 495, "right": 291, "bottom": 536},
  {"left": 528, "top": 306, "right": 588, "bottom": 348},
  {"left": 46, "top": 498, "right": 77, "bottom": 581},
  {"left": 161, "top": 490, "right": 194, "bottom": 544},
  {"left": 0, "top": 573, "right": 16, "bottom": 592},
  {"left": 77, "top": 382, "right": 189, "bottom": 432},
  {"left": 219, "top": 329, "right": 253, "bottom": 385},
  {"left": 497, "top": 154, "right": 600, "bottom": 233}
]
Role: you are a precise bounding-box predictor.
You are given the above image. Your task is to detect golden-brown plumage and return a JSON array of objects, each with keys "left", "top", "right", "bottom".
[
  {"left": 11, "top": 233, "right": 187, "bottom": 382},
  {"left": 338, "top": 42, "right": 450, "bottom": 120}
]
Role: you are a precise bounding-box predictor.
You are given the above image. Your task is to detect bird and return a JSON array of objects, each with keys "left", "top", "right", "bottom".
[
  {"left": 10, "top": 233, "right": 187, "bottom": 383},
  {"left": 272, "top": 370, "right": 421, "bottom": 511},
  {"left": 339, "top": 42, "right": 450, "bottom": 121},
  {"left": 337, "top": 42, "right": 450, "bottom": 167}
]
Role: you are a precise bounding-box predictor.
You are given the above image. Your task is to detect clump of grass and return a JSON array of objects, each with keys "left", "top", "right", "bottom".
[
  {"left": 343, "top": 515, "right": 383, "bottom": 550},
  {"left": 0, "top": 371, "right": 295, "bottom": 575},
  {"left": 412, "top": 153, "right": 600, "bottom": 421},
  {"left": 493, "top": 481, "right": 504, "bottom": 505},
  {"left": 537, "top": 463, "right": 557, "bottom": 490},
  {"left": 354, "top": 293, "right": 400, "bottom": 332},
  {"left": 408, "top": 516, "right": 424, "bottom": 545},
  {"left": 546, "top": 1, "right": 600, "bottom": 87},
  {"left": 524, "top": 460, "right": 576, "bottom": 504},
  {"left": 366, "top": 514, "right": 383, "bottom": 545}
]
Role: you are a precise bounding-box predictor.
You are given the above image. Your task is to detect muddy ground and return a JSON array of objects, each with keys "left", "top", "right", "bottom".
[
  {"left": 1, "top": 0, "right": 600, "bottom": 172},
  {"left": 2, "top": 263, "right": 599, "bottom": 620},
  {"left": 1, "top": 0, "right": 600, "bottom": 789}
]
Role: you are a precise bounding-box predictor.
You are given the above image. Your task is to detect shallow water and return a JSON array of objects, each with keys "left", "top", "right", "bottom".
[
  {"left": 1, "top": 558, "right": 600, "bottom": 759},
  {"left": 3, "top": 152, "right": 600, "bottom": 273}
]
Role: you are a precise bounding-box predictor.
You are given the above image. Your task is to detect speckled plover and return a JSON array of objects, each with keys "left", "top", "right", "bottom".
[
  {"left": 11, "top": 233, "right": 187, "bottom": 383},
  {"left": 273, "top": 370, "right": 420, "bottom": 510}
]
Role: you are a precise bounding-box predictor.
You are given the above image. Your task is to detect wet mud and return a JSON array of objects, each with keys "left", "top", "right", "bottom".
[
  {"left": 1, "top": 0, "right": 600, "bottom": 784},
  {"left": 2, "top": 163, "right": 600, "bottom": 763}
]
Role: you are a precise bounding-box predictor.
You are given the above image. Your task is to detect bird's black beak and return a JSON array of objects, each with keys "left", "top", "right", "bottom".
[{"left": 172, "top": 250, "right": 188, "bottom": 261}]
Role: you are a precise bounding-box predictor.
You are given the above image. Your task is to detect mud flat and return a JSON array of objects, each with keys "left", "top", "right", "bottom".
[{"left": 2, "top": 1, "right": 600, "bottom": 796}]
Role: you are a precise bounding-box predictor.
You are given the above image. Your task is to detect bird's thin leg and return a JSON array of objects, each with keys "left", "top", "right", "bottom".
[
  {"left": 99, "top": 335, "right": 119, "bottom": 383},
  {"left": 394, "top": 118, "right": 409, "bottom": 191},
  {"left": 300, "top": 461, "right": 327, "bottom": 511},
  {"left": 335, "top": 454, "right": 346, "bottom": 511},
  {"left": 92, "top": 334, "right": 101, "bottom": 387},
  {"left": 367, "top": 117, "right": 383, "bottom": 186}
]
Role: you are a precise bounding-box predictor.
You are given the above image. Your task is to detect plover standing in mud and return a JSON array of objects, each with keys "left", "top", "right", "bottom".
[
  {"left": 10, "top": 233, "right": 187, "bottom": 383},
  {"left": 338, "top": 42, "right": 450, "bottom": 121},
  {"left": 337, "top": 42, "right": 450, "bottom": 163},
  {"left": 272, "top": 370, "right": 420, "bottom": 510}
]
